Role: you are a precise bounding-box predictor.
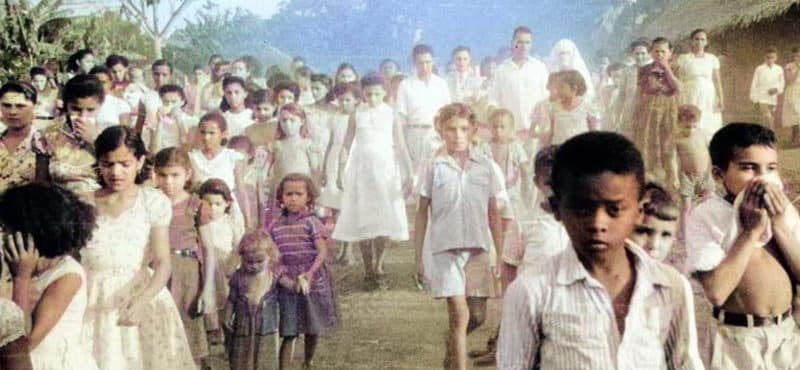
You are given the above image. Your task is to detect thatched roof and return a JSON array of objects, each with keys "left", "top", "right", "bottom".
[{"left": 639, "top": 0, "right": 799, "bottom": 40}]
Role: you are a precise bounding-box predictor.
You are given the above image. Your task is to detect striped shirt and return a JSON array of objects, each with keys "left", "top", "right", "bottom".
[{"left": 497, "top": 242, "right": 703, "bottom": 370}]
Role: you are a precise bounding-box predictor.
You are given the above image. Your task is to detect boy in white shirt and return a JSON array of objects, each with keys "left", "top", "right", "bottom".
[
  {"left": 686, "top": 123, "right": 800, "bottom": 369},
  {"left": 750, "top": 48, "right": 785, "bottom": 129},
  {"left": 415, "top": 102, "right": 505, "bottom": 370},
  {"left": 497, "top": 132, "right": 702, "bottom": 370}
]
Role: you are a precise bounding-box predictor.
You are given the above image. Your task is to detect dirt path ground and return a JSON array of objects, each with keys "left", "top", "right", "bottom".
[{"left": 206, "top": 133, "right": 800, "bottom": 370}]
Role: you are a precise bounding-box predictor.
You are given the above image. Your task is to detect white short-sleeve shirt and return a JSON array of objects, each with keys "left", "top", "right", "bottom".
[
  {"left": 416, "top": 150, "right": 508, "bottom": 254},
  {"left": 750, "top": 63, "right": 785, "bottom": 105},
  {"left": 489, "top": 57, "right": 549, "bottom": 130},
  {"left": 188, "top": 147, "right": 245, "bottom": 191},
  {"left": 96, "top": 95, "right": 132, "bottom": 131},
  {"left": 222, "top": 109, "right": 254, "bottom": 138},
  {"left": 396, "top": 74, "right": 451, "bottom": 127}
]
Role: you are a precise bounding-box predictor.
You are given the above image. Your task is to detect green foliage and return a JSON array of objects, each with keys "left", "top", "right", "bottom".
[{"left": 0, "top": 0, "right": 155, "bottom": 82}]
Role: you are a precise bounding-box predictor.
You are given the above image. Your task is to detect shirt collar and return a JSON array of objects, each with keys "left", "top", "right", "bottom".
[
  {"left": 555, "top": 241, "right": 674, "bottom": 289},
  {"left": 433, "top": 148, "right": 484, "bottom": 167}
]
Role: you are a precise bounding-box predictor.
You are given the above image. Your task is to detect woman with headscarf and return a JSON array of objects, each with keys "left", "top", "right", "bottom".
[{"left": 548, "top": 39, "right": 595, "bottom": 103}]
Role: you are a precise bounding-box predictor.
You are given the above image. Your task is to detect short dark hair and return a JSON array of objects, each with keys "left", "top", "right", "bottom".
[
  {"left": 551, "top": 132, "right": 645, "bottom": 200},
  {"left": 105, "top": 54, "right": 129, "bottom": 68},
  {"left": 275, "top": 172, "right": 319, "bottom": 205},
  {"left": 360, "top": 74, "right": 385, "bottom": 89},
  {"left": 690, "top": 29, "right": 707, "bottom": 39},
  {"left": 452, "top": 46, "right": 470, "bottom": 57},
  {"left": 557, "top": 70, "right": 587, "bottom": 96},
  {"left": 412, "top": 44, "right": 434, "bottom": 59},
  {"left": 534, "top": 145, "right": 558, "bottom": 179},
  {"left": 332, "top": 82, "right": 361, "bottom": 98},
  {"left": 62, "top": 74, "right": 104, "bottom": 105},
  {"left": 94, "top": 125, "right": 151, "bottom": 185},
  {"left": 158, "top": 84, "right": 186, "bottom": 104},
  {"left": 248, "top": 89, "right": 272, "bottom": 107},
  {"left": 199, "top": 178, "right": 234, "bottom": 214},
  {"left": 89, "top": 66, "right": 113, "bottom": 80},
  {"left": 766, "top": 46, "right": 779, "bottom": 55},
  {"left": 629, "top": 39, "right": 650, "bottom": 52},
  {"left": 273, "top": 80, "right": 300, "bottom": 100},
  {"left": 641, "top": 182, "right": 679, "bottom": 221},
  {"left": 151, "top": 59, "right": 173, "bottom": 73},
  {"left": 709, "top": 123, "right": 777, "bottom": 170},
  {"left": 310, "top": 73, "right": 332, "bottom": 89},
  {"left": 0, "top": 183, "right": 96, "bottom": 258},
  {"left": 512, "top": 26, "right": 533, "bottom": 39},
  {"left": 29, "top": 67, "right": 48, "bottom": 79},
  {"left": 67, "top": 48, "right": 94, "bottom": 73},
  {"left": 209, "top": 54, "right": 223, "bottom": 64},
  {"left": 0, "top": 81, "right": 37, "bottom": 104},
  {"left": 652, "top": 37, "right": 672, "bottom": 49}
]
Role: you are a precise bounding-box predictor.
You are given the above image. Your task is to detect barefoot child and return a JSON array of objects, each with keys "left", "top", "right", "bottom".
[
  {"left": 223, "top": 232, "right": 286, "bottom": 370},
  {"left": 675, "top": 104, "right": 714, "bottom": 235},
  {"left": 1, "top": 183, "right": 98, "bottom": 370},
  {"left": 415, "top": 103, "right": 505, "bottom": 370},
  {"left": 268, "top": 173, "right": 338, "bottom": 370},
  {"left": 497, "top": 132, "right": 702, "bottom": 369},
  {"left": 154, "top": 148, "right": 215, "bottom": 365},
  {"left": 333, "top": 76, "right": 413, "bottom": 289},
  {"left": 198, "top": 178, "right": 245, "bottom": 335},
  {"left": 686, "top": 123, "right": 800, "bottom": 369}
]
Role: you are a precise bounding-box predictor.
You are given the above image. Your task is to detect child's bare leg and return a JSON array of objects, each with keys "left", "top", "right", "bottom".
[
  {"left": 466, "top": 297, "right": 488, "bottom": 334},
  {"left": 303, "top": 334, "right": 318, "bottom": 367},
  {"left": 446, "top": 296, "right": 470, "bottom": 370},
  {"left": 279, "top": 336, "right": 296, "bottom": 370},
  {"left": 359, "top": 239, "right": 376, "bottom": 277},
  {"left": 374, "top": 237, "right": 389, "bottom": 275}
]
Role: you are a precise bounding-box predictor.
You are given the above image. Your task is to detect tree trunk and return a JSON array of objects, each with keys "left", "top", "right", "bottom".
[{"left": 154, "top": 35, "right": 162, "bottom": 59}]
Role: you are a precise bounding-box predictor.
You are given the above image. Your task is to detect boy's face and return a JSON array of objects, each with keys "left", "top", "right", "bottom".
[
  {"left": 441, "top": 117, "right": 474, "bottom": 153},
  {"left": 152, "top": 65, "right": 171, "bottom": 88},
  {"left": 255, "top": 102, "right": 276, "bottom": 121},
  {"left": 337, "top": 92, "right": 358, "bottom": 113},
  {"left": 715, "top": 144, "right": 779, "bottom": 196},
  {"left": 364, "top": 86, "right": 385, "bottom": 107},
  {"left": 414, "top": 53, "right": 434, "bottom": 79},
  {"left": 490, "top": 115, "right": 514, "bottom": 141},
  {"left": 453, "top": 50, "right": 471, "bottom": 73},
  {"left": 223, "top": 83, "right": 247, "bottom": 109},
  {"left": 310, "top": 81, "right": 329, "bottom": 101},
  {"left": 631, "top": 215, "right": 676, "bottom": 261},
  {"left": 161, "top": 92, "right": 184, "bottom": 114},
  {"left": 512, "top": 32, "right": 533, "bottom": 59},
  {"left": 632, "top": 46, "right": 649, "bottom": 65},
  {"left": 553, "top": 172, "right": 642, "bottom": 258},
  {"left": 276, "top": 89, "right": 296, "bottom": 107},
  {"left": 651, "top": 43, "right": 671, "bottom": 64},
  {"left": 765, "top": 52, "right": 778, "bottom": 66}
]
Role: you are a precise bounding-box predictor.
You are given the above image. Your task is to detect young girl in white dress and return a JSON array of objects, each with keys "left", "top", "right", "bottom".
[
  {"left": 0, "top": 183, "right": 98, "bottom": 370},
  {"left": 189, "top": 112, "right": 251, "bottom": 229},
  {"left": 221, "top": 76, "right": 255, "bottom": 137},
  {"left": 332, "top": 75, "right": 413, "bottom": 289},
  {"left": 319, "top": 82, "right": 360, "bottom": 212},
  {"left": 543, "top": 70, "right": 600, "bottom": 146},
  {"left": 263, "top": 103, "right": 321, "bottom": 228},
  {"left": 676, "top": 29, "right": 724, "bottom": 142},
  {"left": 80, "top": 125, "right": 195, "bottom": 370}
]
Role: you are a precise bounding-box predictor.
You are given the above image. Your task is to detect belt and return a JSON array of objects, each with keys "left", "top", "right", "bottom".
[
  {"left": 172, "top": 248, "right": 199, "bottom": 259},
  {"left": 713, "top": 307, "right": 792, "bottom": 327},
  {"left": 407, "top": 124, "right": 433, "bottom": 129}
]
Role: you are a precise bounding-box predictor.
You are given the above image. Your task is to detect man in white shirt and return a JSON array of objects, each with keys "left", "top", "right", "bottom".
[
  {"left": 448, "top": 46, "right": 483, "bottom": 105},
  {"left": 497, "top": 132, "right": 702, "bottom": 370},
  {"left": 90, "top": 66, "right": 132, "bottom": 130},
  {"left": 396, "top": 44, "right": 451, "bottom": 168},
  {"left": 750, "top": 47, "right": 785, "bottom": 129},
  {"left": 489, "top": 26, "right": 549, "bottom": 137}
]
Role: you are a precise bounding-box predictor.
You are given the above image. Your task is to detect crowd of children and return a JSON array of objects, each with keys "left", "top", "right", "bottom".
[{"left": 0, "top": 22, "right": 799, "bottom": 370}]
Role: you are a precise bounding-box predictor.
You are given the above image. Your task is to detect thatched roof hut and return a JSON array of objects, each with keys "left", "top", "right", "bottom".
[{"left": 638, "top": 0, "right": 800, "bottom": 123}]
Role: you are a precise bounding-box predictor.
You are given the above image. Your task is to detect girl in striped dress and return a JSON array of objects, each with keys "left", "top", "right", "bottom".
[{"left": 268, "top": 173, "right": 338, "bottom": 370}]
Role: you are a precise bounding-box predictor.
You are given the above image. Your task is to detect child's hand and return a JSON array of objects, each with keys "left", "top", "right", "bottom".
[
  {"left": 740, "top": 182, "right": 770, "bottom": 239},
  {"left": 336, "top": 176, "right": 344, "bottom": 191},
  {"left": 762, "top": 181, "right": 790, "bottom": 223},
  {"left": 320, "top": 173, "right": 328, "bottom": 187},
  {"left": 297, "top": 274, "right": 311, "bottom": 295},
  {"left": 118, "top": 300, "right": 146, "bottom": 327},
  {"left": 72, "top": 116, "right": 99, "bottom": 143},
  {"left": 2, "top": 232, "right": 39, "bottom": 278},
  {"left": 768, "top": 88, "right": 779, "bottom": 95}
]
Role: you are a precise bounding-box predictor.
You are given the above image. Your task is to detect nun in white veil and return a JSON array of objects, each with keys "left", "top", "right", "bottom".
[{"left": 548, "top": 39, "right": 595, "bottom": 103}]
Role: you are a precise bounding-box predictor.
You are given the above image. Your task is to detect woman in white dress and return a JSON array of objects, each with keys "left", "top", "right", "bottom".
[
  {"left": 0, "top": 183, "right": 98, "bottom": 370},
  {"left": 81, "top": 126, "right": 196, "bottom": 370},
  {"left": 332, "top": 76, "right": 413, "bottom": 289},
  {"left": 676, "top": 28, "right": 724, "bottom": 141}
]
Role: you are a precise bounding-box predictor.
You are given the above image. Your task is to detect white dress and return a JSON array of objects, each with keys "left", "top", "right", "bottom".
[
  {"left": 332, "top": 103, "right": 409, "bottom": 241},
  {"left": 549, "top": 100, "right": 597, "bottom": 145},
  {"left": 318, "top": 111, "right": 350, "bottom": 210},
  {"left": 0, "top": 298, "right": 24, "bottom": 348},
  {"left": 222, "top": 109, "right": 254, "bottom": 137},
  {"left": 81, "top": 187, "right": 196, "bottom": 370},
  {"left": 677, "top": 53, "right": 723, "bottom": 141},
  {"left": 30, "top": 256, "right": 98, "bottom": 370}
]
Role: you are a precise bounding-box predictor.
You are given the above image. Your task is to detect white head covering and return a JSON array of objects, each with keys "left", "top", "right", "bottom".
[{"left": 548, "top": 39, "right": 595, "bottom": 102}]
